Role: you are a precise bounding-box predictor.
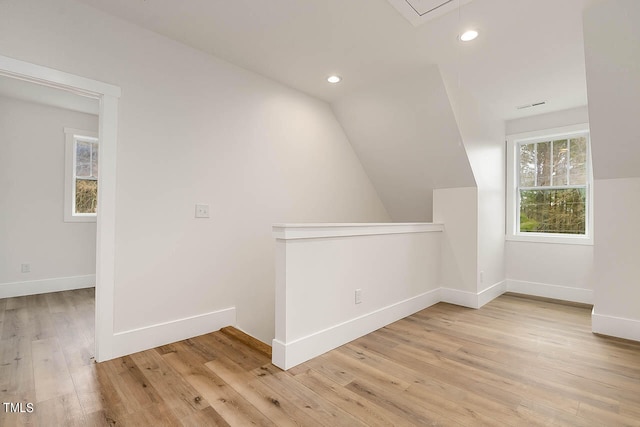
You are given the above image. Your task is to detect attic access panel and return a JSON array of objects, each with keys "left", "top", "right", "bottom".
[{"left": 387, "top": 0, "right": 474, "bottom": 27}]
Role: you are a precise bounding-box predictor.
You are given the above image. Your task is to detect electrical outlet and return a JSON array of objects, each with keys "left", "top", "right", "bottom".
[
  {"left": 21, "top": 263, "right": 31, "bottom": 273},
  {"left": 195, "top": 204, "right": 210, "bottom": 218},
  {"left": 355, "top": 289, "right": 362, "bottom": 304}
]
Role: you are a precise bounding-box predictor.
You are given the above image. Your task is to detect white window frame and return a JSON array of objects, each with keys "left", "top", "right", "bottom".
[
  {"left": 64, "top": 127, "right": 99, "bottom": 222},
  {"left": 506, "top": 123, "right": 593, "bottom": 245}
]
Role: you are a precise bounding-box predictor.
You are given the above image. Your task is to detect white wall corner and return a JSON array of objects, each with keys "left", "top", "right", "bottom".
[
  {"left": 0, "top": 275, "right": 95, "bottom": 299},
  {"left": 439, "top": 287, "right": 479, "bottom": 309},
  {"left": 111, "top": 307, "right": 236, "bottom": 359},
  {"left": 592, "top": 310, "right": 640, "bottom": 343},
  {"left": 477, "top": 281, "right": 507, "bottom": 308},
  {"left": 506, "top": 279, "right": 593, "bottom": 305},
  {"left": 439, "top": 281, "right": 506, "bottom": 310},
  {"left": 271, "top": 289, "right": 441, "bottom": 370}
]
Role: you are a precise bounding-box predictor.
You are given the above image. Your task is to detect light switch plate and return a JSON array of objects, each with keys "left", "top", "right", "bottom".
[{"left": 195, "top": 204, "right": 210, "bottom": 218}]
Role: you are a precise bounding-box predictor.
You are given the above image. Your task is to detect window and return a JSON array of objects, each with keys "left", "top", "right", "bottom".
[
  {"left": 506, "top": 124, "right": 593, "bottom": 244},
  {"left": 64, "top": 128, "right": 99, "bottom": 222}
]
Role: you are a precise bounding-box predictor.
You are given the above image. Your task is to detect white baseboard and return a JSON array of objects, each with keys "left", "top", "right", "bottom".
[
  {"left": 506, "top": 279, "right": 593, "bottom": 304},
  {"left": 440, "top": 281, "right": 507, "bottom": 309},
  {"left": 478, "top": 281, "right": 507, "bottom": 308},
  {"left": 440, "top": 287, "right": 479, "bottom": 308},
  {"left": 592, "top": 310, "right": 640, "bottom": 342},
  {"left": 0, "top": 275, "right": 95, "bottom": 298},
  {"left": 273, "top": 279, "right": 606, "bottom": 370},
  {"left": 272, "top": 288, "right": 441, "bottom": 370},
  {"left": 112, "top": 307, "right": 236, "bottom": 359}
]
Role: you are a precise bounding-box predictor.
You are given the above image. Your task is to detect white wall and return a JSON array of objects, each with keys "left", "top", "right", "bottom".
[
  {"left": 505, "top": 242, "right": 594, "bottom": 303},
  {"left": 442, "top": 82, "right": 506, "bottom": 295},
  {"left": 0, "top": 0, "right": 389, "bottom": 351},
  {"left": 584, "top": 0, "right": 640, "bottom": 340},
  {"left": 505, "top": 106, "right": 589, "bottom": 135},
  {"left": 584, "top": 1, "right": 640, "bottom": 180},
  {"left": 592, "top": 178, "right": 640, "bottom": 340},
  {"left": 504, "top": 107, "right": 594, "bottom": 304},
  {"left": 433, "top": 187, "right": 478, "bottom": 295},
  {"left": 331, "top": 66, "right": 476, "bottom": 222},
  {"left": 272, "top": 223, "right": 443, "bottom": 369},
  {"left": 0, "top": 95, "right": 98, "bottom": 296}
]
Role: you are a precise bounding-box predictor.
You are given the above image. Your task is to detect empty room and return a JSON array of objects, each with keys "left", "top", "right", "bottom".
[{"left": 1, "top": 0, "right": 639, "bottom": 425}]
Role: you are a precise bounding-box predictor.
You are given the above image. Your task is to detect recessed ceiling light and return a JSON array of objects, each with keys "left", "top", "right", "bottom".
[
  {"left": 460, "top": 30, "right": 479, "bottom": 42},
  {"left": 327, "top": 75, "right": 342, "bottom": 84}
]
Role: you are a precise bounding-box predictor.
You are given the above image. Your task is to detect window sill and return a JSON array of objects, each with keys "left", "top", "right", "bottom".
[
  {"left": 64, "top": 214, "right": 97, "bottom": 223},
  {"left": 506, "top": 233, "right": 593, "bottom": 246}
]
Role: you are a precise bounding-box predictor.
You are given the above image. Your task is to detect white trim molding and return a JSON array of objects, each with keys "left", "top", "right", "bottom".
[
  {"left": 506, "top": 279, "right": 594, "bottom": 304},
  {"left": 273, "top": 222, "right": 444, "bottom": 240},
  {"left": 592, "top": 310, "right": 640, "bottom": 342},
  {"left": 272, "top": 280, "right": 511, "bottom": 370},
  {"left": 0, "top": 55, "right": 121, "bottom": 98},
  {"left": 272, "top": 289, "right": 441, "bottom": 370},
  {"left": 0, "top": 275, "right": 95, "bottom": 299},
  {"left": 478, "top": 281, "right": 508, "bottom": 308},
  {"left": 440, "top": 287, "right": 479, "bottom": 309},
  {"left": 111, "top": 307, "right": 236, "bottom": 359},
  {"left": 440, "top": 281, "right": 507, "bottom": 309}
]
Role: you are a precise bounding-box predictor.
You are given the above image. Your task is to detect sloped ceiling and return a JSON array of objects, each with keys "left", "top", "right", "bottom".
[
  {"left": 584, "top": 0, "right": 640, "bottom": 179},
  {"left": 72, "top": 0, "right": 601, "bottom": 219},
  {"left": 332, "top": 66, "right": 475, "bottom": 221},
  {"left": 74, "top": 0, "right": 597, "bottom": 118}
]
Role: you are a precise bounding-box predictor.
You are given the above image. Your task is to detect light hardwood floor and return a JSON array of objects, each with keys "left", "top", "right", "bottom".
[{"left": 1, "top": 290, "right": 639, "bottom": 426}]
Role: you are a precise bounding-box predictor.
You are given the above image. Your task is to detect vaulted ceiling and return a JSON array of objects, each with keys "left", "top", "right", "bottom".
[
  {"left": 71, "top": 0, "right": 601, "bottom": 220},
  {"left": 75, "top": 0, "right": 598, "bottom": 121}
]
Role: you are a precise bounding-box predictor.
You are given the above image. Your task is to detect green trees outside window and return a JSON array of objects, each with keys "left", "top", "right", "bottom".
[
  {"left": 518, "top": 137, "right": 588, "bottom": 234},
  {"left": 75, "top": 139, "right": 98, "bottom": 214}
]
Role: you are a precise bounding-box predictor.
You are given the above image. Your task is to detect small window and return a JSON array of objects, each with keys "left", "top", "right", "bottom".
[
  {"left": 64, "top": 128, "right": 99, "bottom": 222},
  {"left": 506, "top": 124, "right": 593, "bottom": 244}
]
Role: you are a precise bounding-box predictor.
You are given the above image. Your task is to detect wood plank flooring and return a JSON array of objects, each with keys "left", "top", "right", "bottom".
[{"left": 1, "top": 290, "right": 639, "bottom": 426}]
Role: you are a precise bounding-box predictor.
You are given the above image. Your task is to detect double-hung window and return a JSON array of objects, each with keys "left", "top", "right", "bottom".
[
  {"left": 506, "top": 123, "right": 593, "bottom": 244},
  {"left": 64, "top": 128, "right": 99, "bottom": 222}
]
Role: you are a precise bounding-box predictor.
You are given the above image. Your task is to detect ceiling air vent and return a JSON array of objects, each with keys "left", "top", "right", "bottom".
[
  {"left": 516, "top": 101, "right": 547, "bottom": 110},
  {"left": 387, "top": 0, "right": 474, "bottom": 27}
]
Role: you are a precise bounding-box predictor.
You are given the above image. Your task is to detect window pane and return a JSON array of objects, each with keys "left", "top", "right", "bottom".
[
  {"left": 552, "top": 139, "right": 568, "bottom": 186},
  {"left": 520, "top": 188, "right": 586, "bottom": 234},
  {"left": 570, "top": 137, "right": 587, "bottom": 185},
  {"left": 76, "top": 141, "right": 91, "bottom": 177},
  {"left": 90, "top": 142, "right": 99, "bottom": 178},
  {"left": 76, "top": 178, "right": 98, "bottom": 214},
  {"left": 519, "top": 143, "right": 536, "bottom": 187},
  {"left": 536, "top": 141, "right": 551, "bottom": 186}
]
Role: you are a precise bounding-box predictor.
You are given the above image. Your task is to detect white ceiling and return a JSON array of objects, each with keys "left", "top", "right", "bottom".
[
  {"left": 75, "top": 0, "right": 600, "bottom": 122},
  {"left": 387, "top": 0, "right": 475, "bottom": 27},
  {"left": 71, "top": 0, "right": 602, "bottom": 220}
]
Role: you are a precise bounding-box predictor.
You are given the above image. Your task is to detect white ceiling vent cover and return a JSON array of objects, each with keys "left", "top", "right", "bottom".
[{"left": 387, "top": 0, "right": 473, "bottom": 27}]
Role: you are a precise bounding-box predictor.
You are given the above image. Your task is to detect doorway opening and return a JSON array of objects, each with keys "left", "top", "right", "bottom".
[{"left": 0, "top": 54, "right": 120, "bottom": 362}]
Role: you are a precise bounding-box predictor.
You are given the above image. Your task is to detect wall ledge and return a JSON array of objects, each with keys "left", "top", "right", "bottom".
[{"left": 273, "top": 222, "right": 444, "bottom": 240}]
